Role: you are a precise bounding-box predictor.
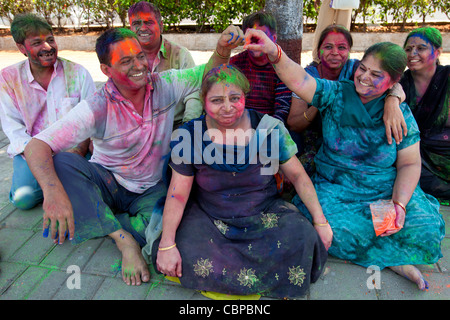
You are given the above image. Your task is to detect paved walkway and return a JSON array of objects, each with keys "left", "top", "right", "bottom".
[{"left": 0, "top": 50, "right": 449, "bottom": 303}]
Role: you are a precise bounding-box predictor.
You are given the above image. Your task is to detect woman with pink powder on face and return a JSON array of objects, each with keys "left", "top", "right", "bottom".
[
  {"left": 150, "top": 64, "right": 331, "bottom": 299},
  {"left": 288, "top": 25, "right": 406, "bottom": 177},
  {"left": 244, "top": 28, "right": 445, "bottom": 291}
]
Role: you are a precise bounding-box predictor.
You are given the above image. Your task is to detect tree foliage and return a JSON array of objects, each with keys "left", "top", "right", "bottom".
[{"left": 0, "top": 0, "right": 447, "bottom": 32}]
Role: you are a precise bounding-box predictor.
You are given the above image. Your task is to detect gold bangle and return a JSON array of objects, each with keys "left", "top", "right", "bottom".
[
  {"left": 158, "top": 243, "right": 177, "bottom": 251},
  {"left": 393, "top": 200, "right": 406, "bottom": 213},
  {"left": 304, "top": 111, "right": 312, "bottom": 122},
  {"left": 214, "top": 49, "right": 230, "bottom": 60},
  {"left": 313, "top": 220, "right": 329, "bottom": 227}
]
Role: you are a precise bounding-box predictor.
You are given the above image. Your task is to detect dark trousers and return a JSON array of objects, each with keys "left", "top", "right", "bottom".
[{"left": 53, "top": 152, "right": 167, "bottom": 246}]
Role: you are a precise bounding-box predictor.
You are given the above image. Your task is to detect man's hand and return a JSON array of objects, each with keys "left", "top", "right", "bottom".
[
  {"left": 42, "top": 189, "right": 75, "bottom": 244},
  {"left": 218, "top": 25, "right": 246, "bottom": 50},
  {"left": 214, "top": 25, "right": 246, "bottom": 60}
]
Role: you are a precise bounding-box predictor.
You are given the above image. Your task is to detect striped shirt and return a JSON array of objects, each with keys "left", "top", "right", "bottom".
[{"left": 230, "top": 50, "right": 291, "bottom": 124}]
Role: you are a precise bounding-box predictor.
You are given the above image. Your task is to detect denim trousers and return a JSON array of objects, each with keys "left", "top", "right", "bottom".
[
  {"left": 53, "top": 152, "right": 167, "bottom": 247},
  {"left": 9, "top": 155, "right": 44, "bottom": 210}
]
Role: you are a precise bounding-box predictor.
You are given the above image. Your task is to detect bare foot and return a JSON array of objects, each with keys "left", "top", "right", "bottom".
[
  {"left": 389, "top": 265, "right": 429, "bottom": 291},
  {"left": 110, "top": 229, "right": 150, "bottom": 286}
]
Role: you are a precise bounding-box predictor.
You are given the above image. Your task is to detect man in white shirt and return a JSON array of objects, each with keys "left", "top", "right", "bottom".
[{"left": 0, "top": 13, "right": 96, "bottom": 210}]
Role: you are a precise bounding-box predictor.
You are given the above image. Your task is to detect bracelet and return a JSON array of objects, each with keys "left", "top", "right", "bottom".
[
  {"left": 393, "top": 200, "right": 406, "bottom": 213},
  {"left": 214, "top": 49, "right": 230, "bottom": 60},
  {"left": 304, "top": 111, "right": 312, "bottom": 122},
  {"left": 158, "top": 243, "right": 177, "bottom": 251},
  {"left": 266, "top": 43, "right": 282, "bottom": 64},
  {"left": 386, "top": 93, "right": 401, "bottom": 103},
  {"left": 313, "top": 219, "right": 329, "bottom": 227}
]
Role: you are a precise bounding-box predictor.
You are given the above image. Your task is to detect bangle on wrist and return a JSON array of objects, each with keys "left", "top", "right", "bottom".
[
  {"left": 387, "top": 93, "right": 401, "bottom": 103},
  {"left": 214, "top": 49, "right": 230, "bottom": 60},
  {"left": 266, "top": 43, "right": 282, "bottom": 64},
  {"left": 158, "top": 243, "right": 177, "bottom": 251},
  {"left": 313, "top": 219, "right": 329, "bottom": 227},
  {"left": 304, "top": 111, "right": 312, "bottom": 122},
  {"left": 393, "top": 200, "right": 406, "bottom": 213}
]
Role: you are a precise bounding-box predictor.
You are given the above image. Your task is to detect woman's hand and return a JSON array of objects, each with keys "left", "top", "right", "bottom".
[
  {"left": 380, "top": 203, "right": 406, "bottom": 237},
  {"left": 244, "top": 28, "right": 279, "bottom": 61},
  {"left": 314, "top": 222, "right": 333, "bottom": 251},
  {"left": 383, "top": 97, "right": 407, "bottom": 145},
  {"left": 156, "top": 246, "right": 183, "bottom": 278}
]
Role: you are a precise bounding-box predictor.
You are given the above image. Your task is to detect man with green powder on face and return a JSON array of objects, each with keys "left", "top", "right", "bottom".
[{"left": 23, "top": 26, "right": 245, "bottom": 286}]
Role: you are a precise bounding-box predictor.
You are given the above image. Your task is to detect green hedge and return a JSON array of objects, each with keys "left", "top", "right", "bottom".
[{"left": 0, "top": 0, "right": 447, "bottom": 32}]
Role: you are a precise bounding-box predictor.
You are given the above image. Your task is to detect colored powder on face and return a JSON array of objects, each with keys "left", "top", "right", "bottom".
[
  {"left": 404, "top": 27, "right": 442, "bottom": 49},
  {"left": 110, "top": 38, "right": 140, "bottom": 66},
  {"left": 363, "top": 42, "right": 406, "bottom": 82}
]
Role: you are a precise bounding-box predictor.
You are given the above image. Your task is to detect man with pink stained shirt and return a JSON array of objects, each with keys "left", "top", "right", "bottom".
[
  {"left": 0, "top": 14, "right": 95, "bottom": 210},
  {"left": 23, "top": 26, "right": 245, "bottom": 286}
]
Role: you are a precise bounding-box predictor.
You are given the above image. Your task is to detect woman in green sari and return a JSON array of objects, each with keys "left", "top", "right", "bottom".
[{"left": 244, "top": 30, "right": 445, "bottom": 291}]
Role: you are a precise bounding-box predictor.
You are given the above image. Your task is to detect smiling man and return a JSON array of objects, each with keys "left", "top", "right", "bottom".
[
  {"left": 0, "top": 14, "right": 95, "bottom": 210},
  {"left": 128, "top": 1, "right": 203, "bottom": 127},
  {"left": 23, "top": 26, "right": 245, "bottom": 286}
]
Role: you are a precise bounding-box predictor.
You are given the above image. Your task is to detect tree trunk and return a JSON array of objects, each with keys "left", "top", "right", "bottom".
[{"left": 264, "top": 0, "right": 303, "bottom": 64}]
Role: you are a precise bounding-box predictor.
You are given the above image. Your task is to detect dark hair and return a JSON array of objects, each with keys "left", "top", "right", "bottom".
[
  {"left": 362, "top": 42, "right": 407, "bottom": 83},
  {"left": 201, "top": 64, "right": 250, "bottom": 105},
  {"left": 242, "top": 11, "right": 277, "bottom": 34},
  {"left": 95, "top": 28, "right": 138, "bottom": 65},
  {"left": 128, "top": 1, "right": 162, "bottom": 24},
  {"left": 10, "top": 13, "right": 53, "bottom": 45},
  {"left": 317, "top": 24, "right": 353, "bottom": 53},
  {"left": 404, "top": 27, "right": 442, "bottom": 49}
]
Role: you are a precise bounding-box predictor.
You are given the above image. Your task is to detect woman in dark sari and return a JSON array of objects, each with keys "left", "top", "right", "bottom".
[
  {"left": 150, "top": 65, "right": 331, "bottom": 299},
  {"left": 400, "top": 27, "right": 450, "bottom": 201}
]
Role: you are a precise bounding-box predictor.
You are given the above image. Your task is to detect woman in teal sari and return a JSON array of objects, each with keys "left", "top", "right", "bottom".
[
  {"left": 287, "top": 24, "right": 406, "bottom": 177},
  {"left": 245, "top": 30, "right": 445, "bottom": 291}
]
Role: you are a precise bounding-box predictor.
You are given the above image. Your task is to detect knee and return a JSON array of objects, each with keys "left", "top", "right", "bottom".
[{"left": 10, "top": 185, "right": 42, "bottom": 210}]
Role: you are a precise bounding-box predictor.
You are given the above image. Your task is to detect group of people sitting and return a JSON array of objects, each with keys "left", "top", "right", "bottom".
[{"left": 0, "top": 1, "right": 447, "bottom": 299}]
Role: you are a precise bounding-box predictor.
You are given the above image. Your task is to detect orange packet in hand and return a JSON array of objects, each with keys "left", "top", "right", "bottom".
[{"left": 370, "top": 200, "right": 401, "bottom": 236}]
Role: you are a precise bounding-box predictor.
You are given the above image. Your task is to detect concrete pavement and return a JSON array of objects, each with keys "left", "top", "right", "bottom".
[{"left": 0, "top": 49, "right": 449, "bottom": 304}]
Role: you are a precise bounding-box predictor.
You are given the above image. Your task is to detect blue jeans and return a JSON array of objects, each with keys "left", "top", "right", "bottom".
[
  {"left": 53, "top": 152, "right": 167, "bottom": 246},
  {"left": 9, "top": 155, "right": 43, "bottom": 210}
]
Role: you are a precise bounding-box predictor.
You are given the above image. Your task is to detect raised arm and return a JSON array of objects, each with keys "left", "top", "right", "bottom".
[
  {"left": 156, "top": 170, "right": 194, "bottom": 277},
  {"left": 203, "top": 25, "right": 246, "bottom": 77},
  {"left": 244, "top": 28, "right": 317, "bottom": 104}
]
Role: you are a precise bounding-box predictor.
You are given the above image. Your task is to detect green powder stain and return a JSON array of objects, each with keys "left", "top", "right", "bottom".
[{"left": 111, "top": 259, "right": 122, "bottom": 273}]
